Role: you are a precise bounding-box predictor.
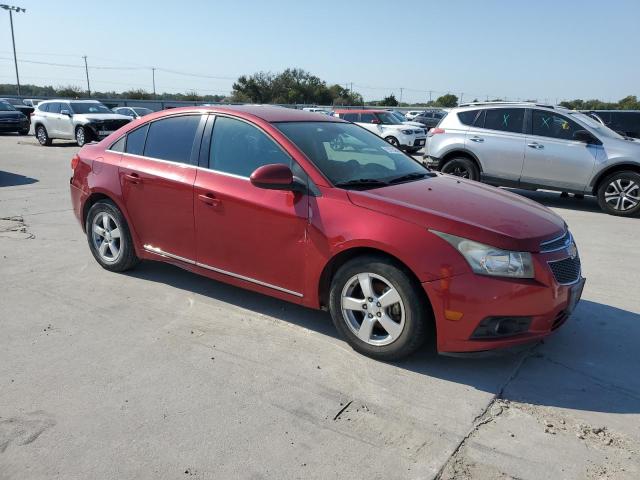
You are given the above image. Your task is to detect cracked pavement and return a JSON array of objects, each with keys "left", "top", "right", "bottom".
[{"left": 1, "top": 134, "right": 639, "bottom": 479}]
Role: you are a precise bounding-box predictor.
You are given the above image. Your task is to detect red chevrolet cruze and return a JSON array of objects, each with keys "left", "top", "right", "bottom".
[{"left": 70, "top": 106, "right": 585, "bottom": 360}]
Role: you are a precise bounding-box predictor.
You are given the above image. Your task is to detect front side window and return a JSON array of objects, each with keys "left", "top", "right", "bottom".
[
  {"left": 209, "top": 116, "right": 291, "bottom": 177},
  {"left": 125, "top": 124, "right": 149, "bottom": 156},
  {"left": 484, "top": 108, "right": 525, "bottom": 133},
  {"left": 532, "top": 110, "right": 582, "bottom": 141},
  {"left": 143, "top": 115, "right": 200, "bottom": 164},
  {"left": 275, "top": 122, "right": 430, "bottom": 188},
  {"left": 342, "top": 113, "right": 358, "bottom": 122},
  {"left": 360, "top": 113, "right": 376, "bottom": 123}
]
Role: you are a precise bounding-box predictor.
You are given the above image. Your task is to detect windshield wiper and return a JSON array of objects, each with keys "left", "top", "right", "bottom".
[
  {"left": 334, "top": 178, "right": 389, "bottom": 189},
  {"left": 387, "top": 172, "right": 431, "bottom": 184}
]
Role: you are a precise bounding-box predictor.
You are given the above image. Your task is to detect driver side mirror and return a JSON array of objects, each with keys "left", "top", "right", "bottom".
[
  {"left": 60, "top": 109, "right": 71, "bottom": 116},
  {"left": 250, "top": 164, "right": 305, "bottom": 193},
  {"left": 573, "top": 129, "right": 601, "bottom": 145},
  {"left": 370, "top": 119, "right": 381, "bottom": 124}
]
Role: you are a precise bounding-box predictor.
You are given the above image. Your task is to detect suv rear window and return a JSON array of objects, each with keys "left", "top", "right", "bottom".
[
  {"left": 457, "top": 110, "right": 480, "bottom": 126},
  {"left": 483, "top": 108, "right": 525, "bottom": 134}
]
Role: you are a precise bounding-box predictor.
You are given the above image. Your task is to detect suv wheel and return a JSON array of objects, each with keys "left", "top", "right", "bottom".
[
  {"left": 35, "top": 125, "right": 51, "bottom": 146},
  {"left": 86, "top": 200, "right": 140, "bottom": 272},
  {"left": 76, "top": 126, "right": 88, "bottom": 147},
  {"left": 384, "top": 136, "right": 400, "bottom": 148},
  {"left": 329, "top": 255, "right": 429, "bottom": 361},
  {"left": 597, "top": 171, "right": 640, "bottom": 216},
  {"left": 441, "top": 157, "right": 480, "bottom": 181}
]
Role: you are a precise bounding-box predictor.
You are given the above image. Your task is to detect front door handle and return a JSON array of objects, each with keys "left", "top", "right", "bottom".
[
  {"left": 123, "top": 173, "right": 141, "bottom": 184},
  {"left": 469, "top": 136, "right": 484, "bottom": 142},
  {"left": 198, "top": 192, "right": 221, "bottom": 207},
  {"left": 527, "top": 142, "right": 544, "bottom": 149}
]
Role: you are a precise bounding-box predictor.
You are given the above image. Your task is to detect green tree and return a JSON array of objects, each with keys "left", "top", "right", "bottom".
[
  {"left": 56, "top": 85, "right": 84, "bottom": 98},
  {"left": 435, "top": 94, "right": 458, "bottom": 108},
  {"left": 121, "top": 89, "right": 152, "bottom": 100},
  {"left": 380, "top": 94, "right": 398, "bottom": 106}
]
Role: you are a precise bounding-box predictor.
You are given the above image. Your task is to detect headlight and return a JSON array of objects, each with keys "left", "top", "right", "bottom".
[
  {"left": 432, "top": 231, "right": 534, "bottom": 278},
  {"left": 401, "top": 129, "right": 413, "bottom": 135}
]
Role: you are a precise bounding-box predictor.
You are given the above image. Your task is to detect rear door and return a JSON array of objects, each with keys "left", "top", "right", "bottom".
[
  {"left": 465, "top": 108, "right": 526, "bottom": 183},
  {"left": 119, "top": 114, "right": 205, "bottom": 261},
  {"left": 522, "top": 109, "right": 599, "bottom": 191},
  {"left": 193, "top": 115, "right": 308, "bottom": 296}
]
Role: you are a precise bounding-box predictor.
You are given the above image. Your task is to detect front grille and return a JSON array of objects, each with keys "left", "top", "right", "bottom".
[
  {"left": 96, "top": 119, "right": 130, "bottom": 130},
  {"left": 548, "top": 256, "right": 581, "bottom": 285},
  {"left": 552, "top": 311, "right": 569, "bottom": 330},
  {"left": 540, "top": 230, "right": 571, "bottom": 252}
]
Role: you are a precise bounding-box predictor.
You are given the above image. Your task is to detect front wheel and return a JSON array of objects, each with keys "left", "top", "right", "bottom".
[
  {"left": 86, "top": 200, "right": 140, "bottom": 272},
  {"left": 441, "top": 157, "right": 480, "bottom": 181},
  {"left": 76, "top": 126, "right": 89, "bottom": 147},
  {"left": 384, "top": 136, "right": 400, "bottom": 148},
  {"left": 597, "top": 171, "right": 640, "bottom": 216},
  {"left": 329, "top": 255, "right": 430, "bottom": 361}
]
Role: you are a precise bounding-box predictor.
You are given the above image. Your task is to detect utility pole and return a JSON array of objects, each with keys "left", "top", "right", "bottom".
[
  {"left": 428, "top": 90, "right": 432, "bottom": 104},
  {"left": 459, "top": 92, "right": 464, "bottom": 104},
  {"left": 1, "top": 4, "right": 26, "bottom": 96},
  {"left": 152, "top": 68, "right": 156, "bottom": 98},
  {"left": 82, "top": 55, "right": 91, "bottom": 96},
  {"left": 399, "top": 87, "right": 403, "bottom": 104}
]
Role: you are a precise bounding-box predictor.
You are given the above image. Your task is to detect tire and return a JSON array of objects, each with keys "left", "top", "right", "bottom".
[
  {"left": 35, "top": 125, "right": 51, "bottom": 146},
  {"left": 329, "top": 255, "right": 430, "bottom": 361},
  {"left": 86, "top": 200, "right": 140, "bottom": 272},
  {"left": 384, "top": 136, "right": 400, "bottom": 148},
  {"left": 75, "top": 126, "right": 88, "bottom": 147},
  {"left": 407, "top": 147, "right": 420, "bottom": 154},
  {"left": 596, "top": 170, "right": 640, "bottom": 216},
  {"left": 441, "top": 157, "right": 480, "bottom": 181}
]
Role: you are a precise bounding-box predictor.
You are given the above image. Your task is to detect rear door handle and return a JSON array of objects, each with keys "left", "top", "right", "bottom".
[
  {"left": 123, "top": 173, "right": 141, "bottom": 184},
  {"left": 198, "top": 192, "right": 221, "bottom": 207},
  {"left": 527, "top": 142, "right": 544, "bottom": 149},
  {"left": 469, "top": 136, "right": 484, "bottom": 142}
]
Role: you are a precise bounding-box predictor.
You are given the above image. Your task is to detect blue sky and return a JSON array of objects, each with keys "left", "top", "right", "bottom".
[{"left": 1, "top": 0, "right": 638, "bottom": 103}]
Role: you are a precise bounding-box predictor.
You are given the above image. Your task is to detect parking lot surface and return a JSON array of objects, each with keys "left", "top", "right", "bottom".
[{"left": 1, "top": 134, "right": 639, "bottom": 480}]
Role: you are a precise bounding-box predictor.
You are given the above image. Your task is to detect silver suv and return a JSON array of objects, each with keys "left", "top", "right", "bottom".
[
  {"left": 32, "top": 100, "right": 131, "bottom": 147},
  {"left": 424, "top": 102, "right": 640, "bottom": 216}
]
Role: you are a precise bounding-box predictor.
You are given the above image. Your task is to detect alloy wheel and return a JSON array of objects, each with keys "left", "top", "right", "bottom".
[
  {"left": 36, "top": 127, "right": 47, "bottom": 144},
  {"left": 340, "top": 272, "right": 405, "bottom": 346},
  {"left": 91, "top": 212, "right": 122, "bottom": 263},
  {"left": 604, "top": 178, "right": 639, "bottom": 211},
  {"left": 76, "top": 127, "right": 85, "bottom": 146}
]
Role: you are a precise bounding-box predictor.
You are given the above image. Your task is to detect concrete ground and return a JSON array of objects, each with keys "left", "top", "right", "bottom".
[{"left": 1, "top": 133, "right": 638, "bottom": 480}]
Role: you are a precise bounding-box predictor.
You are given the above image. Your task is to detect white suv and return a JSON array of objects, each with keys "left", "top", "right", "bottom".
[
  {"left": 32, "top": 100, "right": 131, "bottom": 146},
  {"left": 334, "top": 109, "right": 427, "bottom": 153}
]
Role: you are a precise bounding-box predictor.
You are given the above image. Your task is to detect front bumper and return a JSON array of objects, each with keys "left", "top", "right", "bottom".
[
  {"left": 424, "top": 259, "right": 585, "bottom": 353},
  {"left": 397, "top": 134, "right": 427, "bottom": 149},
  {"left": 0, "top": 120, "right": 29, "bottom": 132}
]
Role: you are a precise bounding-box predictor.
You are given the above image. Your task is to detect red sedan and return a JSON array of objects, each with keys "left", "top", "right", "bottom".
[{"left": 70, "top": 106, "right": 585, "bottom": 360}]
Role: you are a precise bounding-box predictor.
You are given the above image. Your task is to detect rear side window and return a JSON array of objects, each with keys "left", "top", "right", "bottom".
[
  {"left": 143, "top": 115, "right": 200, "bottom": 164},
  {"left": 360, "top": 113, "right": 375, "bottom": 123},
  {"left": 125, "top": 124, "right": 148, "bottom": 156},
  {"left": 48, "top": 103, "right": 61, "bottom": 114},
  {"left": 38, "top": 103, "right": 50, "bottom": 112},
  {"left": 209, "top": 116, "right": 291, "bottom": 177},
  {"left": 532, "top": 110, "right": 583, "bottom": 141},
  {"left": 457, "top": 110, "right": 480, "bottom": 126},
  {"left": 484, "top": 108, "right": 525, "bottom": 133},
  {"left": 109, "top": 136, "right": 125, "bottom": 152},
  {"left": 342, "top": 113, "right": 358, "bottom": 122}
]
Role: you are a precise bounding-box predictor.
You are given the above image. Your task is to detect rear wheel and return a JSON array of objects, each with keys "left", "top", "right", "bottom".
[
  {"left": 86, "top": 200, "right": 140, "bottom": 272},
  {"left": 329, "top": 255, "right": 429, "bottom": 361},
  {"left": 441, "top": 157, "right": 480, "bottom": 181},
  {"left": 35, "top": 125, "right": 51, "bottom": 146},
  {"left": 597, "top": 171, "right": 640, "bottom": 216}
]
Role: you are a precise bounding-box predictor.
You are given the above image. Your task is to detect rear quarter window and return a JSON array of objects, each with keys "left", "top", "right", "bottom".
[{"left": 457, "top": 110, "right": 480, "bottom": 126}]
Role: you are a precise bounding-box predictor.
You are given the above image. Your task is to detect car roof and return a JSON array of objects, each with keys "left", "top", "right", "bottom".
[
  {"left": 40, "top": 99, "right": 101, "bottom": 103},
  {"left": 333, "top": 109, "right": 387, "bottom": 114},
  {"left": 153, "top": 105, "right": 345, "bottom": 123}
]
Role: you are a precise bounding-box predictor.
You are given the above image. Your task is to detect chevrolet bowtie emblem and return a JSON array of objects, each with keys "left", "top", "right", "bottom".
[{"left": 567, "top": 243, "right": 578, "bottom": 259}]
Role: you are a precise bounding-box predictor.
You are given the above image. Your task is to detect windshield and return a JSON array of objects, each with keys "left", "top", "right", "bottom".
[
  {"left": 69, "top": 102, "right": 112, "bottom": 114},
  {"left": 389, "top": 112, "right": 406, "bottom": 123},
  {"left": 132, "top": 107, "right": 153, "bottom": 115},
  {"left": 0, "top": 102, "right": 17, "bottom": 111},
  {"left": 569, "top": 111, "right": 624, "bottom": 139},
  {"left": 376, "top": 112, "right": 402, "bottom": 125},
  {"left": 275, "top": 121, "right": 430, "bottom": 188}
]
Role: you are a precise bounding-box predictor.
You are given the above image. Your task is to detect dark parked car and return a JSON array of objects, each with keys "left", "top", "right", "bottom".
[
  {"left": 413, "top": 110, "right": 447, "bottom": 129},
  {"left": 0, "top": 98, "right": 34, "bottom": 125},
  {"left": 586, "top": 110, "right": 640, "bottom": 139},
  {"left": 0, "top": 100, "right": 30, "bottom": 134}
]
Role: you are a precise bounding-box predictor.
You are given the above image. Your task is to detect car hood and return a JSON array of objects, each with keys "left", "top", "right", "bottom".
[
  {"left": 347, "top": 174, "right": 566, "bottom": 252},
  {"left": 75, "top": 113, "right": 132, "bottom": 121},
  {"left": 402, "top": 121, "right": 425, "bottom": 128}
]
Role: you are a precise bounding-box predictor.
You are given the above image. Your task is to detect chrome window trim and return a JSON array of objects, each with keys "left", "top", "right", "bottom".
[{"left": 143, "top": 245, "right": 303, "bottom": 297}]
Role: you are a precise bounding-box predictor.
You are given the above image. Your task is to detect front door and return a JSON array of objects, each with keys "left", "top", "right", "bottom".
[
  {"left": 521, "top": 109, "right": 599, "bottom": 191},
  {"left": 194, "top": 115, "right": 308, "bottom": 297},
  {"left": 119, "top": 114, "right": 204, "bottom": 261}
]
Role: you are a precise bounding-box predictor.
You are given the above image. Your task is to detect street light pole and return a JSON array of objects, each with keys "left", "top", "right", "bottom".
[
  {"left": 83, "top": 55, "right": 91, "bottom": 96},
  {"left": 1, "top": 4, "right": 26, "bottom": 96}
]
